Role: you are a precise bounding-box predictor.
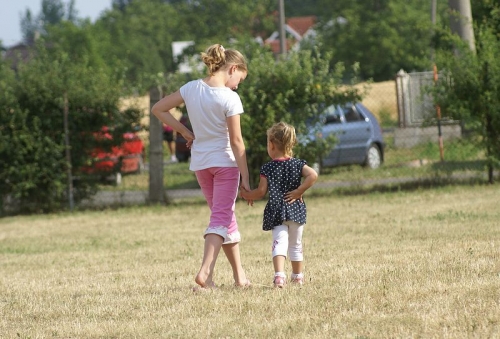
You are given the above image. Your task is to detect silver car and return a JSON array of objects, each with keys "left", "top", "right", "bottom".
[{"left": 311, "top": 102, "right": 385, "bottom": 170}]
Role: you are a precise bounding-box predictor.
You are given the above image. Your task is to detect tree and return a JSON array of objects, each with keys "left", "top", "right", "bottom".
[
  {"left": 20, "top": 9, "right": 38, "bottom": 43},
  {"left": 433, "top": 25, "right": 500, "bottom": 183},
  {"left": 177, "top": 0, "right": 275, "bottom": 43},
  {"left": 94, "top": 0, "right": 187, "bottom": 93},
  {"left": 0, "top": 27, "right": 141, "bottom": 215},
  {"left": 112, "top": 0, "right": 134, "bottom": 12},
  {"left": 20, "top": 0, "right": 79, "bottom": 43},
  {"left": 315, "top": 0, "right": 441, "bottom": 81}
]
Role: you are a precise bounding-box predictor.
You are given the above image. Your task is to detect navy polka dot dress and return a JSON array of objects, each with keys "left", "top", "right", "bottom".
[{"left": 260, "top": 157, "right": 307, "bottom": 231}]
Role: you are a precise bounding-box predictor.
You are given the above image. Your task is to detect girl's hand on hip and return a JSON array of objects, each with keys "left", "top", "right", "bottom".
[
  {"left": 284, "top": 190, "right": 303, "bottom": 203},
  {"left": 182, "top": 131, "right": 195, "bottom": 148}
]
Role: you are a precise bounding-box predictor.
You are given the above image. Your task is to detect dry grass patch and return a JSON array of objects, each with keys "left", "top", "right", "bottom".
[{"left": 1, "top": 185, "right": 500, "bottom": 338}]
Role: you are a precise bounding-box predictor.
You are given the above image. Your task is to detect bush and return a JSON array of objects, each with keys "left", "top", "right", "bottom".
[{"left": 0, "top": 38, "right": 141, "bottom": 215}]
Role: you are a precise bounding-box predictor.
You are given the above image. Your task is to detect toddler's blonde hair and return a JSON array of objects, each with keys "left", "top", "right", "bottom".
[{"left": 267, "top": 122, "right": 298, "bottom": 157}]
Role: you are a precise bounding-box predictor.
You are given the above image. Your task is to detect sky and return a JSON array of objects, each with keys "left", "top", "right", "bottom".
[{"left": 0, "top": 0, "right": 112, "bottom": 47}]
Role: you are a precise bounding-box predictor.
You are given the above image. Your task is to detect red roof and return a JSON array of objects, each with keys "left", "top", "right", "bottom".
[
  {"left": 264, "top": 16, "right": 317, "bottom": 54},
  {"left": 287, "top": 16, "right": 316, "bottom": 36}
]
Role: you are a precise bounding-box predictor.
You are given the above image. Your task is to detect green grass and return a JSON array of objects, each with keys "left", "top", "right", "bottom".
[
  {"left": 117, "top": 161, "right": 200, "bottom": 191},
  {"left": 1, "top": 185, "right": 499, "bottom": 338}
]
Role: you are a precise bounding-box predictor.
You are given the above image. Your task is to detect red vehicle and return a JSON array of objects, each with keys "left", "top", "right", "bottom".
[{"left": 82, "top": 128, "right": 145, "bottom": 185}]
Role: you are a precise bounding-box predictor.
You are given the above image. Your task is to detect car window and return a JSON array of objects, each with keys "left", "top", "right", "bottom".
[
  {"left": 324, "top": 105, "right": 341, "bottom": 125},
  {"left": 342, "top": 105, "right": 364, "bottom": 122},
  {"left": 325, "top": 113, "right": 341, "bottom": 125}
]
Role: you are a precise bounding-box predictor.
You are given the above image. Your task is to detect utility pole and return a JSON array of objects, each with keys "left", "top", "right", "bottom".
[
  {"left": 430, "top": 0, "right": 437, "bottom": 61},
  {"left": 431, "top": 0, "right": 437, "bottom": 25},
  {"left": 448, "top": 0, "right": 475, "bottom": 52},
  {"left": 278, "top": 0, "right": 286, "bottom": 56}
]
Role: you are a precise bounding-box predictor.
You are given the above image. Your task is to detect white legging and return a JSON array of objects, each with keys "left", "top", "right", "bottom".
[{"left": 271, "top": 220, "right": 304, "bottom": 262}]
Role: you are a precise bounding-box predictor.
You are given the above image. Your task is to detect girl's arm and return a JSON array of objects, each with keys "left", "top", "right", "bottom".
[
  {"left": 240, "top": 176, "right": 268, "bottom": 206},
  {"left": 151, "top": 90, "right": 194, "bottom": 145},
  {"left": 227, "top": 114, "right": 250, "bottom": 192},
  {"left": 284, "top": 165, "right": 318, "bottom": 203}
]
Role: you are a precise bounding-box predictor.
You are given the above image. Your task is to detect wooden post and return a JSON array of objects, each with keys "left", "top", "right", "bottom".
[
  {"left": 63, "top": 92, "right": 74, "bottom": 211},
  {"left": 433, "top": 65, "right": 444, "bottom": 162},
  {"left": 149, "top": 86, "right": 165, "bottom": 204}
]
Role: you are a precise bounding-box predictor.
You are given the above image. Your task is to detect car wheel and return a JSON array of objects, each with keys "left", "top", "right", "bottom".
[{"left": 363, "top": 144, "right": 381, "bottom": 169}]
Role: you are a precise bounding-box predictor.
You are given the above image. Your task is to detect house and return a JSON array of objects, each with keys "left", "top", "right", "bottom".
[
  {"left": 3, "top": 43, "right": 35, "bottom": 71},
  {"left": 264, "top": 15, "right": 317, "bottom": 54}
]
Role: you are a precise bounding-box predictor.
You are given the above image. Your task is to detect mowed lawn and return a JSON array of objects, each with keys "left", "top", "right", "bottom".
[{"left": 1, "top": 184, "right": 499, "bottom": 338}]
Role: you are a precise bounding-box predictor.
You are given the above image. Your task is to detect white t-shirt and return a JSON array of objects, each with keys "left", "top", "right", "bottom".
[{"left": 179, "top": 79, "right": 244, "bottom": 171}]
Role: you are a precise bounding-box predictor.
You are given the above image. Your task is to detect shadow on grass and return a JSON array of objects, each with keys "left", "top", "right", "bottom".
[{"left": 430, "top": 159, "right": 487, "bottom": 172}]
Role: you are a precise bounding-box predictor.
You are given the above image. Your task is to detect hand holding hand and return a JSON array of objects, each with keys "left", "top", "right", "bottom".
[{"left": 239, "top": 186, "right": 254, "bottom": 206}]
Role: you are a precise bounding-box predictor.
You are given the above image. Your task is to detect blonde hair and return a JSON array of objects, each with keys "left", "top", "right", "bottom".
[
  {"left": 267, "top": 122, "right": 298, "bottom": 157},
  {"left": 200, "top": 44, "right": 248, "bottom": 76}
]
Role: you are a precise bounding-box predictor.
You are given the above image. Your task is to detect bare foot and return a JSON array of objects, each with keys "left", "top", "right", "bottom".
[
  {"left": 234, "top": 279, "right": 251, "bottom": 288},
  {"left": 195, "top": 272, "right": 210, "bottom": 288},
  {"left": 192, "top": 281, "right": 217, "bottom": 292}
]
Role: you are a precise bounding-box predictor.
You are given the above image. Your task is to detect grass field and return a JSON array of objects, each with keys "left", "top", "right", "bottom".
[{"left": 1, "top": 184, "right": 499, "bottom": 338}]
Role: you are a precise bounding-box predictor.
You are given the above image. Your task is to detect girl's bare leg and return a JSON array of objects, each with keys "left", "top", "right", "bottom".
[
  {"left": 195, "top": 234, "right": 223, "bottom": 287},
  {"left": 222, "top": 242, "right": 248, "bottom": 286},
  {"left": 291, "top": 261, "right": 303, "bottom": 275},
  {"left": 273, "top": 255, "right": 286, "bottom": 274}
]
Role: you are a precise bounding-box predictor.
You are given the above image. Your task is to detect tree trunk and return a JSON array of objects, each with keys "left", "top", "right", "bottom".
[{"left": 448, "top": 0, "right": 476, "bottom": 52}]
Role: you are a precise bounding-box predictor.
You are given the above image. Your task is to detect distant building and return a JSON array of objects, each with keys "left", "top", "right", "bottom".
[
  {"left": 264, "top": 16, "right": 317, "bottom": 54},
  {"left": 3, "top": 43, "right": 35, "bottom": 71}
]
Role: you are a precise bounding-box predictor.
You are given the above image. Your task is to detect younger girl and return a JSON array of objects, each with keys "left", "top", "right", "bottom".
[{"left": 240, "top": 122, "right": 318, "bottom": 288}]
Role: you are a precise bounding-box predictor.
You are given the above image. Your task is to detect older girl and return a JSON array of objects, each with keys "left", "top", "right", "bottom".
[{"left": 152, "top": 44, "right": 251, "bottom": 290}]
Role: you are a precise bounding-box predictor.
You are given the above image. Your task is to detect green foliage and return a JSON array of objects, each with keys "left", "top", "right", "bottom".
[
  {"left": 418, "top": 139, "right": 483, "bottom": 162},
  {"left": 315, "top": 0, "right": 438, "bottom": 81},
  {"left": 20, "top": 0, "right": 78, "bottom": 43},
  {"left": 94, "top": 0, "right": 189, "bottom": 93},
  {"left": 433, "top": 25, "right": 500, "bottom": 183},
  {"left": 0, "top": 29, "right": 141, "bottom": 215},
  {"left": 91, "top": 0, "right": 277, "bottom": 93},
  {"left": 178, "top": 0, "right": 275, "bottom": 43},
  {"left": 378, "top": 106, "right": 398, "bottom": 128},
  {"left": 0, "top": 57, "right": 68, "bottom": 213},
  {"left": 472, "top": 1, "right": 500, "bottom": 32}
]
